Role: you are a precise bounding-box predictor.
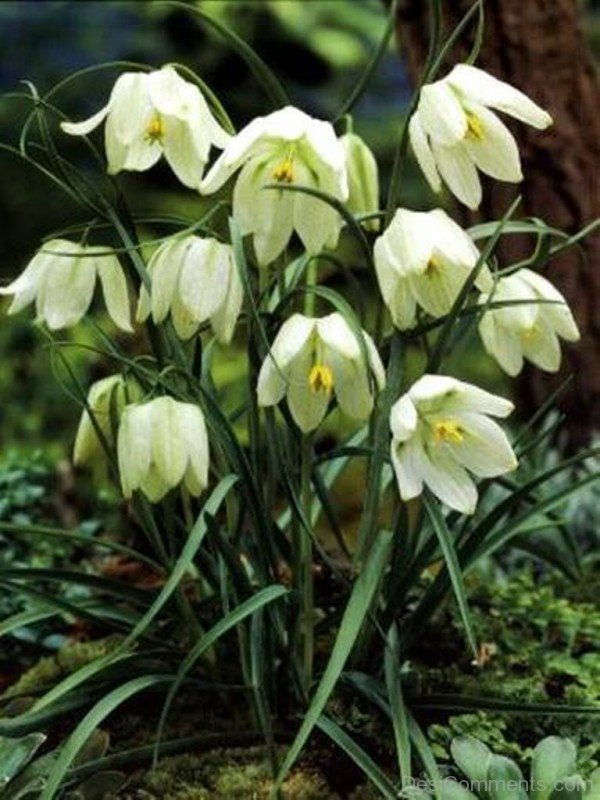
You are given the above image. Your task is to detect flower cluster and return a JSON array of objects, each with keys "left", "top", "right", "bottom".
[{"left": 1, "top": 63, "right": 580, "bottom": 516}]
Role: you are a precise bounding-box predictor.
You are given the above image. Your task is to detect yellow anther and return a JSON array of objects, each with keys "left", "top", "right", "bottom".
[
  {"left": 426, "top": 256, "right": 442, "bottom": 276},
  {"left": 521, "top": 325, "right": 538, "bottom": 340},
  {"left": 434, "top": 420, "right": 464, "bottom": 444},
  {"left": 273, "top": 158, "right": 295, "bottom": 183},
  {"left": 308, "top": 364, "right": 334, "bottom": 396},
  {"left": 146, "top": 116, "right": 165, "bottom": 145},
  {"left": 465, "top": 112, "right": 484, "bottom": 141}
]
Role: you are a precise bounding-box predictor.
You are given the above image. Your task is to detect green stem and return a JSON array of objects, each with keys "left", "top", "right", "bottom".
[{"left": 299, "top": 433, "right": 315, "bottom": 692}]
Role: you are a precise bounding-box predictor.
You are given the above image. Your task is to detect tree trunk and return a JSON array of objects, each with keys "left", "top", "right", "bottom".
[{"left": 396, "top": 0, "right": 600, "bottom": 446}]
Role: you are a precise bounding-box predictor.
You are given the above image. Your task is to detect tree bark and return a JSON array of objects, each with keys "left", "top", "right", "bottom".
[{"left": 397, "top": 0, "right": 600, "bottom": 446}]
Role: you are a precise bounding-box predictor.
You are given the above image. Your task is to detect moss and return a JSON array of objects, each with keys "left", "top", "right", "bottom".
[
  {"left": 2, "top": 635, "right": 122, "bottom": 701},
  {"left": 123, "top": 748, "right": 338, "bottom": 799}
]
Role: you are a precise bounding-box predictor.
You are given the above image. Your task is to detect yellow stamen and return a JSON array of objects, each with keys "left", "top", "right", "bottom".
[
  {"left": 308, "top": 364, "right": 334, "bottom": 396},
  {"left": 273, "top": 158, "right": 295, "bottom": 183},
  {"left": 521, "top": 325, "right": 538, "bottom": 340},
  {"left": 465, "top": 112, "right": 484, "bottom": 141},
  {"left": 146, "top": 116, "right": 165, "bottom": 145},
  {"left": 426, "top": 256, "right": 442, "bottom": 276},
  {"left": 434, "top": 420, "right": 464, "bottom": 444}
]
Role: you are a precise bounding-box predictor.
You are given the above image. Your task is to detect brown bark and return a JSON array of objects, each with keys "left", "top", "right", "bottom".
[{"left": 397, "top": 0, "right": 600, "bottom": 446}]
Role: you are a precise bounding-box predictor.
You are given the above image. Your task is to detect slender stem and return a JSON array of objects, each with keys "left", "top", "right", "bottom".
[{"left": 299, "top": 433, "right": 315, "bottom": 691}]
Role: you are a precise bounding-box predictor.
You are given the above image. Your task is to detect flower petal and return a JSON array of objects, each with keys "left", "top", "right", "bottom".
[
  {"left": 447, "top": 64, "right": 553, "bottom": 129},
  {"left": 417, "top": 81, "right": 468, "bottom": 146},
  {"left": 317, "top": 312, "right": 361, "bottom": 360},
  {"left": 287, "top": 347, "right": 330, "bottom": 433},
  {"left": 445, "top": 411, "right": 517, "bottom": 477},
  {"left": 391, "top": 435, "right": 424, "bottom": 501},
  {"left": 61, "top": 103, "right": 110, "bottom": 137},
  {"left": 95, "top": 251, "right": 133, "bottom": 332},
  {"left": 462, "top": 104, "right": 522, "bottom": 182},
  {"left": 432, "top": 141, "right": 482, "bottom": 210},
  {"left": 409, "top": 113, "right": 442, "bottom": 193},
  {"left": 179, "top": 238, "right": 228, "bottom": 324}
]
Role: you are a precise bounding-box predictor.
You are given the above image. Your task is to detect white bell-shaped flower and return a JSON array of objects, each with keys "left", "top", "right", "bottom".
[
  {"left": 201, "top": 106, "right": 348, "bottom": 265},
  {"left": 74, "top": 374, "right": 141, "bottom": 467},
  {"left": 0, "top": 239, "right": 132, "bottom": 331},
  {"left": 339, "top": 132, "right": 380, "bottom": 231},
  {"left": 257, "top": 312, "right": 385, "bottom": 433},
  {"left": 136, "top": 235, "right": 243, "bottom": 343},
  {"left": 390, "top": 374, "right": 517, "bottom": 514},
  {"left": 117, "top": 396, "right": 210, "bottom": 502},
  {"left": 61, "top": 66, "right": 231, "bottom": 190},
  {"left": 374, "top": 208, "right": 492, "bottom": 330},
  {"left": 409, "top": 64, "right": 552, "bottom": 209},
  {"left": 478, "top": 268, "right": 580, "bottom": 376}
]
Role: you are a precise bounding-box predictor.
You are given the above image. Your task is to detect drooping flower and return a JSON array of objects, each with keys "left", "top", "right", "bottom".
[
  {"left": 201, "top": 106, "right": 348, "bottom": 265},
  {"left": 390, "top": 375, "right": 517, "bottom": 514},
  {"left": 117, "top": 396, "right": 210, "bottom": 502},
  {"left": 61, "top": 66, "right": 231, "bottom": 190},
  {"left": 136, "top": 235, "right": 243, "bottom": 343},
  {"left": 339, "top": 132, "right": 380, "bottom": 231},
  {"left": 73, "top": 374, "right": 141, "bottom": 467},
  {"left": 0, "top": 239, "right": 132, "bottom": 331},
  {"left": 409, "top": 64, "right": 552, "bottom": 209},
  {"left": 478, "top": 268, "right": 580, "bottom": 376},
  {"left": 373, "top": 208, "right": 491, "bottom": 330},
  {"left": 257, "top": 312, "right": 385, "bottom": 433}
]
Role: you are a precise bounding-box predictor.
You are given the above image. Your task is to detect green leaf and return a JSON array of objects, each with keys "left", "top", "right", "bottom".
[
  {"left": 274, "top": 530, "right": 392, "bottom": 790},
  {"left": 316, "top": 715, "right": 397, "bottom": 799},
  {"left": 451, "top": 735, "right": 492, "bottom": 786},
  {"left": 154, "top": 584, "right": 289, "bottom": 765},
  {"left": 0, "top": 733, "right": 46, "bottom": 789},
  {"left": 423, "top": 493, "right": 478, "bottom": 659},
  {"left": 487, "top": 755, "right": 527, "bottom": 800},
  {"left": 40, "top": 675, "right": 169, "bottom": 800},
  {"left": 384, "top": 625, "right": 411, "bottom": 785},
  {"left": 531, "top": 737, "right": 577, "bottom": 800}
]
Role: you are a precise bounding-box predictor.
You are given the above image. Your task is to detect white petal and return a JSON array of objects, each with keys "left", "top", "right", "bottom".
[
  {"left": 462, "top": 104, "right": 522, "bottom": 182},
  {"left": 178, "top": 402, "right": 210, "bottom": 496},
  {"left": 432, "top": 141, "right": 482, "bottom": 210},
  {"left": 122, "top": 133, "right": 163, "bottom": 173},
  {"left": 293, "top": 176, "right": 342, "bottom": 254},
  {"left": 287, "top": 347, "right": 330, "bottom": 433},
  {"left": 419, "top": 446, "right": 478, "bottom": 514},
  {"left": 417, "top": 81, "right": 468, "bottom": 146},
  {"left": 330, "top": 352, "right": 374, "bottom": 421},
  {"left": 409, "top": 113, "right": 442, "bottom": 193},
  {"left": 148, "top": 238, "right": 187, "bottom": 323},
  {"left": 445, "top": 411, "right": 517, "bottom": 477},
  {"left": 364, "top": 332, "right": 386, "bottom": 391},
  {"left": 150, "top": 397, "right": 188, "bottom": 488},
  {"left": 179, "top": 238, "right": 228, "bottom": 323},
  {"left": 410, "top": 374, "right": 514, "bottom": 418},
  {"left": 171, "top": 291, "right": 200, "bottom": 340},
  {"left": 256, "top": 356, "right": 288, "bottom": 408},
  {"left": 447, "top": 64, "right": 553, "bottom": 129},
  {"left": 317, "top": 312, "right": 361, "bottom": 360},
  {"left": 391, "top": 435, "right": 424, "bottom": 501},
  {"left": 163, "top": 116, "right": 209, "bottom": 189},
  {"left": 0, "top": 246, "right": 54, "bottom": 314},
  {"left": 519, "top": 269, "right": 580, "bottom": 342},
  {"left": 478, "top": 308, "right": 524, "bottom": 377},
  {"left": 61, "top": 103, "right": 110, "bottom": 137},
  {"left": 118, "top": 403, "right": 152, "bottom": 498},
  {"left": 390, "top": 393, "right": 418, "bottom": 442},
  {"left": 37, "top": 246, "right": 96, "bottom": 329},
  {"left": 257, "top": 314, "right": 315, "bottom": 406},
  {"left": 147, "top": 66, "right": 190, "bottom": 119},
  {"left": 210, "top": 248, "right": 243, "bottom": 344},
  {"left": 109, "top": 72, "right": 153, "bottom": 145},
  {"left": 95, "top": 252, "right": 133, "bottom": 332},
  {"left": 520, "top": 317, "right": 562, "bottom": 372}
]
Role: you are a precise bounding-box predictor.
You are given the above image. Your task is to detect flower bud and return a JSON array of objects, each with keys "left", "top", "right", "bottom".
[
  {"left": 340, "top": 132, "right": 380, "bottom": 231},
  {"left": 117, "top": 397, "right": 209, "bottom": 502}
]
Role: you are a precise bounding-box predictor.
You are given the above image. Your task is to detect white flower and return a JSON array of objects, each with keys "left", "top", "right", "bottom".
[
  {"left": 390, "top": 375, "right": 517, "bottom": 514},
  {"left": 74, "top": 374, "right": 141, "bottom": 467},
  {"left": 374, "top": 208, "right": 492, "bottom": 330},
  {"left": 339, "top": 132, "right": 380, "bottom": 231},
  {"left": 61, "top": 65, "right": 231, "bottom": 190},
  {"left": 117, "top": 396, "right": 210, "bottom": 502},
  {"left": 479, "top": 268, "right": 580, "bottom": 376},
  {"left": 136, "top": 235, "right": 243, "bottom": 343},
  {"left": 0, "top": 239, "right": 132, "bottom": 331},
  {"left": 201, "top": 106, "right": 348, "bottom": 265},
  {"left": 409, "top": 64, "right": 552, "bottom": 209},
  {"left": 257, "top": 312, "right": 385, "bottom": 433}
]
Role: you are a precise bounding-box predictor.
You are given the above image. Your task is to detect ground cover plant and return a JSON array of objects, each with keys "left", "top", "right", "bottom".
[{"left": 0, "top": 1, "right": 599, "bottom": 797}]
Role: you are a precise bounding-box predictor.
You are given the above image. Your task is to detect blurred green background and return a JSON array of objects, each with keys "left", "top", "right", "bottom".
[{"left": 0, "top": 0, "right": 599, "bottom": 456}]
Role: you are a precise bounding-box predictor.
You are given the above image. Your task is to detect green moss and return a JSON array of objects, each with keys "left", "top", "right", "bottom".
[{"left": 125, "top": 748, "right": 338, "bottom": 799}]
